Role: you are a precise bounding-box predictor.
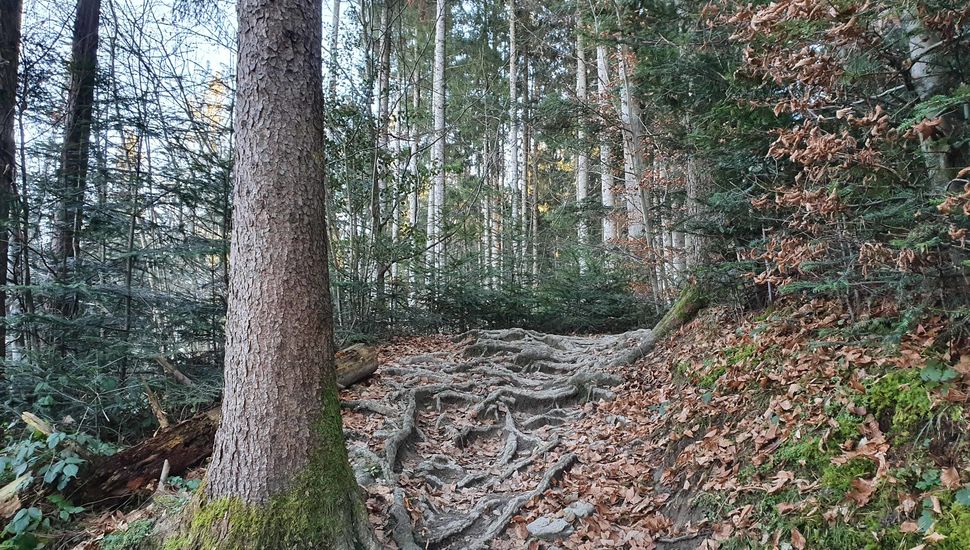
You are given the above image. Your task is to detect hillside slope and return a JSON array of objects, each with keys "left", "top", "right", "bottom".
[{"left": 498, "top": 300, "right": 970, "bottom": 549}]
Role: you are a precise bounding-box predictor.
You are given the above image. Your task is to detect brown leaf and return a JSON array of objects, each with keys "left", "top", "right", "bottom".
[
  {"left": 913, "top": 117, "right": 943, "bottom": 140},
  {"left": 900, "top": 521, "right": 919, "bottom": 533},
  {"left": 791, "top": 527, "right": 806, "bottom": 550},
  {"left": 847, "top": 477, "right": 875, "bottom": 507},
  {"left": 941, "top": 467, "right": 961, "bottom": 490}
]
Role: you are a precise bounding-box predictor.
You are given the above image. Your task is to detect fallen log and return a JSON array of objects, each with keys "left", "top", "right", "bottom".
[
  {"left": 71, "top": 345, "right": 378, "bottom": 506},
  {"left": 335, "top": 343, "right": 379, "bottom": 388}
]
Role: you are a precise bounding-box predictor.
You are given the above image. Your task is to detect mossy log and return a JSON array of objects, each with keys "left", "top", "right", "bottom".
[
  {"left": 72, "top": 345, "right": 378, "bottom": 506},
  {"left": 652, "top": 284, "right": 707, "bottom": 340}
]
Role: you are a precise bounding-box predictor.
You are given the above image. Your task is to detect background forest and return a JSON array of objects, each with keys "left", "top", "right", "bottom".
[{"left": 0, "top": 0, "right": 969, "bottom": 547}]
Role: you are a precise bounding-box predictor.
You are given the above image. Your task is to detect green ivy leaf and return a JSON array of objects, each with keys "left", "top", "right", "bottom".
[{"left": 956, "top": 487, "right": 970, "bottom": 506}]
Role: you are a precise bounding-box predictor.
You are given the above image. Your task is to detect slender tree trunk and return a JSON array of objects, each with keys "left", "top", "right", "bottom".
[
  {"left": 685, "top": 151, "right": 711, "bottom": 268},
  {"left": 327, "top": 0, "right": 341, "bottom": 101},
  {"left": 54, "top": 0, "right": 101, "bottom": 319},
  {"left": 521, "top": 52, "right": 531, "bottom": 276},
  {"left": 617, "top": 47, "right": 643, "bottom": 239},
  {"left": 429, "top": 0, "right": 445, "bottom": 282},
  {"left": 595, "top": 44, "right": 615, "bottom": 243},
  {"left": 506, "top": 0, "right": 519, "bottom": 277},
  {"left": 574, "top": 17, "right": 588, "bottom": 258},
  {"left": 0, "top": 0, "right": 23, "bottom": 363},
  {"left": 195, "top": 0, "right": 379, "bottom": 547},
  {"left": 372, "top": 0, "right": 392, "bottom": 305},
  {"left": 406, "top": 72, "right": 420, "bottom": 303}
]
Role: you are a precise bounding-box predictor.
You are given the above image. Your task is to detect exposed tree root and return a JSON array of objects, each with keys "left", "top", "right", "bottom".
[{"left": 341, "top": 327, "right": 661, "bottom": 548}]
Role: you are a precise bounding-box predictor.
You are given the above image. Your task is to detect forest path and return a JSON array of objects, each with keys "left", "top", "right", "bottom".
[{"left": 341, "top": 328, "right": 655, "bottom": 550}]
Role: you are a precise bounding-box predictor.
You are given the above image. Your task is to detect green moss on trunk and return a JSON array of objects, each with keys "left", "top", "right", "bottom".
[
  {"left": 169, "top": 390, "right": 378, "bottom": 550},
  {"left": 653, "top": 284, "right": 707, "bottom": 339}
]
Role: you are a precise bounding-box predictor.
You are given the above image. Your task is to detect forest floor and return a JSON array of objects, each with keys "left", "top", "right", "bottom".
[
  {"left": 80, "top": 298, "right": 970, "bottom": 550},
  {"left": 345, "top": 300, "right": 970, "bottom": 550}
]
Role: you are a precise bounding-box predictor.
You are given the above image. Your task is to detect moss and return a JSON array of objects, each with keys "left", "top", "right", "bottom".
[
  {"left": 162, "top": 536, "right": 189, "bottom": 550},
  {"left": 174, "top": 388, "right": 374, "bottom": 550},
  {"left": 101, "top": 519, "right": 156, "bottom": 550},
  {"left": 936, "top": 504, "right": 970, "bottom": 550},
  {"left": 653, "top": 284, "right": 707, "bottom": 339},
  {"left": 776, "top": 436, "right": 832, "bottom": 471},
  {"left": 726, "top": 344, "right": 758, "bottom": 365},
  {"left": 698, "top": 365, "right": 727, "bottom": 389},
  {"left": 820, "top": 458, "right": 875, "bottom": 500},
  {"left": 864, "top": 370, "right": 932, "bottom": 436}
]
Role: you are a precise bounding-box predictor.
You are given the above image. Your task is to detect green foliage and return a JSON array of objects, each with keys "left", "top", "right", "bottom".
[
  {"left": 0, "top": 423, "right": 99, "bottom": 548},
  {"left": 101, "top": 519, "right": 155, "bottom": 550},
  {"left": 864, "top": 370, "right": 933, "bottom": 436},
  {"left": 820, "top": 458, "right": 875, "bottom": 496}
]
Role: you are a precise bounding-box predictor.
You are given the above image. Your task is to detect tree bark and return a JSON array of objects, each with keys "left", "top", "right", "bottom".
[
  {"left": 595, "top": 44, "right": 615, "bottom": 243},
  {"left": 188, "top": 0, "right": 379, "bottom": 547},
  {"left": 0, "top": 0, "right": 23, "bottom": 363},
  {"left": 616, "top": 46, "right": 644, "bottom": 239},
  {"left": 574, "top": 17, "right": 588, "bottom": 256},
  {"left": 506, "top": 0, "right": 519, "bottom": 274},
  {"left": 428, "top": 0, "right": 446, "bottom": 283},
  {"left": 904, "top": 12, "right": 968, "bottom": 190},
  {"left": 54, "top": 0, "right": 101, "bottom": 319}
]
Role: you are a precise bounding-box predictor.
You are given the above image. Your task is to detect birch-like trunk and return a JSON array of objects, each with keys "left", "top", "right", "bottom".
[
  {"left": 595, "top": 44, "right": 615, "bottom": 243},
  {"left": 575, "top": 22, "right": 589, "bottom": 254},
  {"left": 327, "top": 0, "right": 341, "bottom": 101},
  {"left": 429, "top": 0, "right": 446, "bottom": 279},
  {"left": 904, "top": 12, "right": 968, "bottom": 189},
  {"left": 616, "top": 46, "right": 644, "bottom": 239},
  {"left": 506, "top": 0, "right": 519, "bottom": 274}
]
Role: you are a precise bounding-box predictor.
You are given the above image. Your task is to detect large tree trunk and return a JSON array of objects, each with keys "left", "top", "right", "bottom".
[
  {"left": 0, "top": 0, "right": 23, "bottom": 363},
  {"left": 184, "top": 0, "right": 379, "bottom": 547},
  {"left": 54, "top": 0, "right": 101, "bottom": 319}
]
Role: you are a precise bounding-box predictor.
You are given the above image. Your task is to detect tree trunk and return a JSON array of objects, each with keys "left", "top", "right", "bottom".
[
  {"left": 616, "top": 46, "right": 644, "bottom": 239},
  {"left": 904, "top": 12, "right": 968, "bottom": 190},
  {"left": 596, "top": 44, "right": 615, "bottom": 243},
  {"left": 327, "top": 0, "right": 341, "bottom": 101},
  {"left": 429, "top": 0, "right": 446, "bottom": 283},
  {"left": 54, "top": 0, "right": 101, "bottom": 319},
  {"left": 574, "top": 18, "right": 588, "bottom": 258},
  {"left": 0, "top": 0, "right": 23, "bottom": 363},
  {"left": 186, "top": 0, "right": 379, "bottom": 547},
  {"left": 506, "top": 0, "right": 519, "bottom": 276}
]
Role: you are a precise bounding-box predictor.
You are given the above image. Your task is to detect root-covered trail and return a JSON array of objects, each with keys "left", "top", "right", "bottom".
[{"left": 341, "top": 328, "right": 655, "bottom": 549}]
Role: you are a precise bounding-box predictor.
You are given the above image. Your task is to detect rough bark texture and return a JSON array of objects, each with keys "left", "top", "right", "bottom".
[
  {"left": 188, "top": 1, "right": 378, "bottom": 547},
  {"left": 0, "top": 0, "right": 23, "bottom": 362},
  {"left": 54, "top": 0, "right": 101, "bottom": 319}
]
